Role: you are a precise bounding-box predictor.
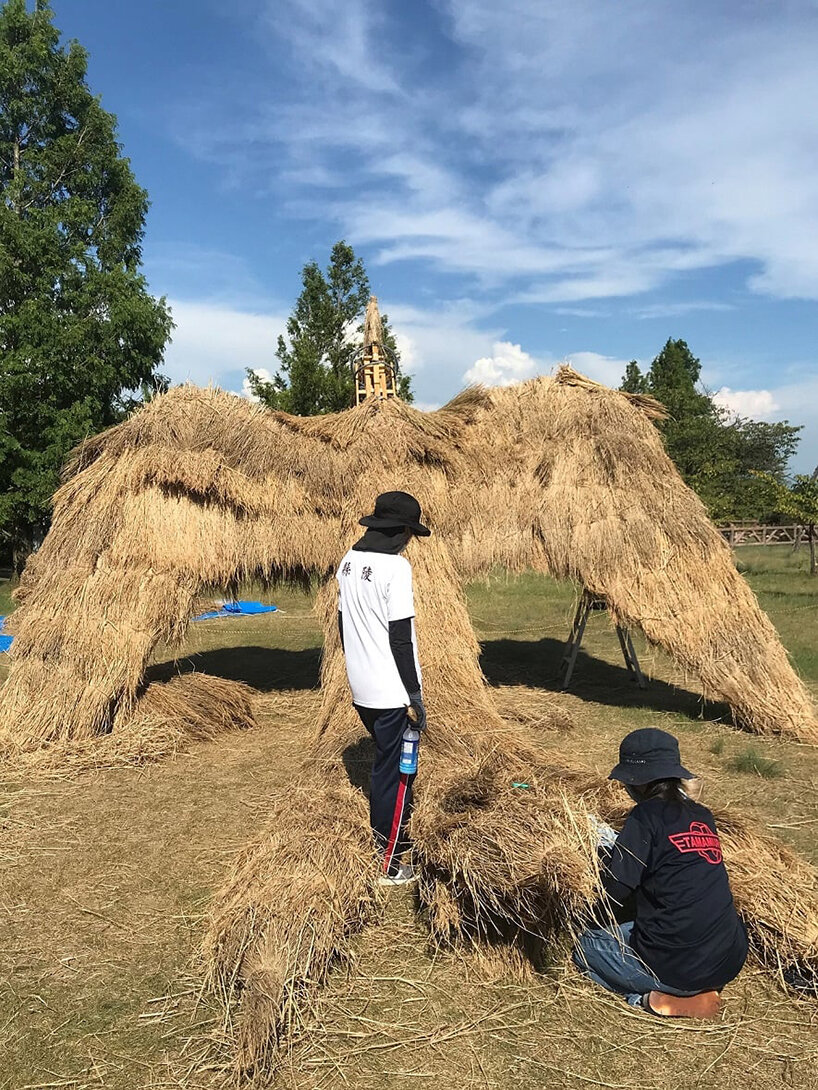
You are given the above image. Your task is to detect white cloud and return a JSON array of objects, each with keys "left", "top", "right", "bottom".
[
  {"left": 163, "top": 296, "right": 500, "bottom": 410},
  {"left": 260, "top": 0, "right": 398, "bottom": 93},
  {"left": 755, "top": 373, "right": 818, "bottom": 474},
  {"left": 464, "top": 341, "right": 541, "bottom": 386},
  {"left": 554, "top": 306, "right": 612, "bottom": 319},
  {"left": 563, "top": 351, "right": 632, "bottom": 388},
  {"left": 163, "top": 300, "right": 285, "bottom": 389},
  {"left": 160, "top": 294, "right": 501, "bottom": 411},
  {"left": 632, "top": 302, "right": 735, "bottom": 320},
  {"left": 713, "top": 387, "right": 780, "bottom": 420},
  {"left": 385, "top": 300, "right": 501, "bottom": 386},
  {"left": 460, "top": 343, "right": 632, "bottom": 391},
  {"left": 243, "top": 367, "right": 274, "bottom": 400},
  {"left": 183, "top": 0, "right": 818, "bottom": 303},
  {"left": 441, "top": 2, "right": 818, "bottom": 301}
]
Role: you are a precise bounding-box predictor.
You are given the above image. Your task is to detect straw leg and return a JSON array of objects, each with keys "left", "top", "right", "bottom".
[
  {"left": 615, "top": 626, "right": 646, "bottom": 689},
  {"left": 202, "top": 763, "right": 380, "bottom": 1074}
]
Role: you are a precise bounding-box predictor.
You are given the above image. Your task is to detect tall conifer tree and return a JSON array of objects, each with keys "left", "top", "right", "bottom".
[
  {"left": 619, "top": 339, "right": 799, "bottom": 520},
  {"left": 248, "top": 241, "right": 411, "bottom": 413},
  {"left": 0, "top": 0, "right": 172, "bottom": 564}
]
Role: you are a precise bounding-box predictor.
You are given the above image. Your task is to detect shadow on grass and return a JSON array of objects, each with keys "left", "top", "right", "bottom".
[
  {"left": 738, "top": 588, "right": 818, "bottom": 598},
  {"left": 147, "top": 644, "right": 322, "bottom": 692},
  {"left": 342, "top": 735, "right": 375, "bottom": 794},
  {"left": 480, "top": 636, "right": 731, "bottom": 723},
  {"left": 148, "top": 638, "right": 730, "bottom": 724}
]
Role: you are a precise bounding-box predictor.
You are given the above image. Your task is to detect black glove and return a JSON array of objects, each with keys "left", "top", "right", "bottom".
[{"left": 408, "top": 691, "right": 427, "bottom": 732}]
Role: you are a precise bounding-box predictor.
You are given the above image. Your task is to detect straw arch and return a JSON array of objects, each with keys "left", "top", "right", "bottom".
[{"left": 1, "top": 369, "right": 816, "bottom": 755}]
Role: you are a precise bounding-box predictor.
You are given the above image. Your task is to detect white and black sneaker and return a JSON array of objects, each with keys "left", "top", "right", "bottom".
[{"left": 378, "top": 863, "right": 417, "bottom": 887}]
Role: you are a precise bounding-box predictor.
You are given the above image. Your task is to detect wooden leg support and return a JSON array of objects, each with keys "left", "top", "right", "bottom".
[{"left": 561, "top": 592, "right": 647, "bottom": 691}]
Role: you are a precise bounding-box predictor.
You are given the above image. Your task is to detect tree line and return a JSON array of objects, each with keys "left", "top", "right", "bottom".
[
  {"left": 0, "top": 0, "right": 813, "bottom": 572},
  {"left": 620, "top": 340, "right": 801, "bottom": 523}
]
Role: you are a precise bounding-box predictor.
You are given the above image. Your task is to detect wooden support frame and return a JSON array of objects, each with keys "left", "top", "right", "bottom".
[
  {"left": 560, "top": 591, "right": 647, "bottom": 690},
  {"left": 354, "top": 342, "right": 398, "bottom": 406}
]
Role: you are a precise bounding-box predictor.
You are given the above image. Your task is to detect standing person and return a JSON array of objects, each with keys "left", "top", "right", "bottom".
[
  {"left": 574, "top": 728, "right": 748, "bottom": 1016},
  {"left": 336, "top": 491, "right": 430, "bottom": 885}
]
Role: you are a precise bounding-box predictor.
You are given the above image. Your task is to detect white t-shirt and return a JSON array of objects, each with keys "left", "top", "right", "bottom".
[{"left": 336, "top": 548, "right": 421, "bottom": 709}]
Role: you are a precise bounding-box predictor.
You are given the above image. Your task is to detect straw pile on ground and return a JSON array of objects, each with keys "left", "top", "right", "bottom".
[
  {"left": 204, "top": 536, "right": 818, "bottom": 1075},
  {"left": 1, "top": 366, "right": 815, "bottom": 756},
  {"left": 203, "top": 762, "right": 378, "bottom": 1073},
  {"left": 4, "top": 674, "right": 256, "bottom": 775}
]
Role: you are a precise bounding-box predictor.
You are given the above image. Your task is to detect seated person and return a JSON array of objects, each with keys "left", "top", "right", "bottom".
[{"left": 573, "top": 727, "right": 748, "bottom": 1016}]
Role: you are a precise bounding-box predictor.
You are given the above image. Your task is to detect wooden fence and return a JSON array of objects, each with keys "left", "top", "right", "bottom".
[{"left": 719, "top": 524, "right": 804, "bottom": 547}]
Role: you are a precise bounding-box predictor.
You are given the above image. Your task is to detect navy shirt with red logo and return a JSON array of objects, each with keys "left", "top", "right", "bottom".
[{"left": 603, "top": 797, "right": 748, "bottom": 992}]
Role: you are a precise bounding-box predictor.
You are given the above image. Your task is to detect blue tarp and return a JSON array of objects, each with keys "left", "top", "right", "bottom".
[
  {"left": 0, "top": 601, "right": 277, "bottom": 653},
  {"left": 194, "top": 600, "right": 278, "bottom": 621}
]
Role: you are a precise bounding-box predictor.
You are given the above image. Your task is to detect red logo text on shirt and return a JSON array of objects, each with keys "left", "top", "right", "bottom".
[{"left": 668, "top": 822, "right": 723, "bottom": 865}]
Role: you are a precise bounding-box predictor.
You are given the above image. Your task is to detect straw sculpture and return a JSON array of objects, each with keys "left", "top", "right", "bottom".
[
  {"left": 362, "top": 293, "right": 383, "bottom": 347},
  {"left": 1, "top": 366, "right": 816, "bottom": 756},
  {"left": 482, "top": 372, "right": 818, "bottom": 740},
  {"left": 2, "top": 350, "right": 816, "bottom": 1074},
  {"left": 206, "top": 538, "right": 818, "bottom": 1074}
]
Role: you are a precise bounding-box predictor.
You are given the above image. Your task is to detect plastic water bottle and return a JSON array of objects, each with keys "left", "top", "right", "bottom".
[{"left": 399, "top": 726, "right": 420, "bottom": 774}]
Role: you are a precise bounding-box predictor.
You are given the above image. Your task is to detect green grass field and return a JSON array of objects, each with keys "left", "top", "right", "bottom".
[
  {"left": 1, "top": 546, "right": 817, "bottom": 1089},
  {"left": 0, "top": 578, "right": 14, "bottom": 618}
]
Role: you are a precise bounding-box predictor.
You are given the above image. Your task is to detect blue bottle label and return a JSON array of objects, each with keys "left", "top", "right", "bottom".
[{"left": 399, "top": 729, "right": 419, "bottom": 774}]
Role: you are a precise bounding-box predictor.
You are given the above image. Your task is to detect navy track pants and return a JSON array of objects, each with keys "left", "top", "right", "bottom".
[{"left": 354, "top": 704, "right": 415, "bottom": 876}]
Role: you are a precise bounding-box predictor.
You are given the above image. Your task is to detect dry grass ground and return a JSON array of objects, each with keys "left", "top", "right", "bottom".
[{"left": 1, "top": 547, "right": 817, "bottom": 1089}]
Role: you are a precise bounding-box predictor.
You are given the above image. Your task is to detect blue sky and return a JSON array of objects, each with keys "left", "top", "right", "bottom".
[{"left": 54, "top": 0, "right": 818, "bottom": 471}]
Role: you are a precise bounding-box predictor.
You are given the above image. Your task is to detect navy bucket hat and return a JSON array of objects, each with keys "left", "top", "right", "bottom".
[
  {"left": 609, "top": 727, "right": 695, "bottom": 786},
  {"left": 360, "top": 491, "right": 431, "bottom": 536}
]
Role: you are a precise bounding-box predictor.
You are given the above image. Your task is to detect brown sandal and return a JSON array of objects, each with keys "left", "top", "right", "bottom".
[{"left": 645, "top": 990, "right": 721, "bottom": 1019}]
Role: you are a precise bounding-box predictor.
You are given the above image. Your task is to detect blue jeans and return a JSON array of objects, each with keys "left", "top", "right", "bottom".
[{"left": 573, "top": 922, "right": 699, "bottom": 1006}]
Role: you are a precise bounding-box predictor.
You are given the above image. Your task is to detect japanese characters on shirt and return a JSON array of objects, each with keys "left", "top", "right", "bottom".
[{"left": 336, "top": 549, "right": 421, "bottom": 709}]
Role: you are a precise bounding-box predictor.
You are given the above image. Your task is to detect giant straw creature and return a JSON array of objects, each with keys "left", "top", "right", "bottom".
[
  {"left": 1, "top": 359, "right": 817, "bottom": 1072},
  {"left": 2, "top": 367, "right": 815, "bottom": 751}
]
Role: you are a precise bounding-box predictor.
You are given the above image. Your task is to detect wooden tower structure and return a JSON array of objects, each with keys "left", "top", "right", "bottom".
[{"left": 353, "top": 295, "right": 399, "bottom": 405}]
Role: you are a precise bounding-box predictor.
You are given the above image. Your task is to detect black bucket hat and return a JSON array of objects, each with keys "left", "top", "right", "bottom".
[
  {"left": 359, "top": 491, "right": 431, "bottom": 536},
  {"left": 609, "top": 727, "right": 695, "bottom": 785}
]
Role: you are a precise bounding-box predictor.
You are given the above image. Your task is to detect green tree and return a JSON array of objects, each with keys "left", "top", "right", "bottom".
[
  {"left": 247, "top": 241, "right": 412, "bottom": 414},
  {"left": 720, "top": 418, "right": 800, "bottom": 519},
  {"left": 644, "top": 339, "right": 713, "bottom": 423},
  {"left": 0, "top": 0, "right": 171, "bottom": 567},
  {"left": 620, "top": 359, "right": 648, "bottom": 394},
  {"left": 758, "top": 473, "right": 818, "bottom": 575},
  {"left": 620, "top": 339, "right": 800, "bottom": 521}
]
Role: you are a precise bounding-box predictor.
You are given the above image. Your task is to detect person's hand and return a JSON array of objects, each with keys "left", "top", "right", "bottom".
[
  {"left": 407, "top": 691, "right": 427, "bottom": 732},
  {"left": 589, "top": 814, "right": 618, "bottom": 850}
]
